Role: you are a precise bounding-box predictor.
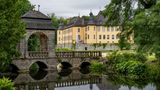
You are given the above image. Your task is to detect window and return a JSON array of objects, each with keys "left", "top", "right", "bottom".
[
  {"left": 107, "top": 27, "right": 110, "bottom": 32},
  {"left": 99, "top": 35, "right": 101, "bottom": 39},
  {"left": 107, "top": 35, "right": 110, "bottom": 39},
  {"left": 88, "top": 35, "right": 89, "bottom": 39},
  {"left": 59, "top": 37, "right": 60, "bottom": 41},
  {"left": 112, "top": 35, "right": 115, "bottom": 39},
  {"left": 103, "top": 35, "right": 106, "bottom": 39},
  {"left": 88, "top": 26, "right": 89, "bottom": 31},
  {"left": 94, "top": 35, "right": 96, "bottom": 39},
  {"left": 97, "top": 26, "right": 100, "bottom": 32},
  {"left": 85, "top": 36, "right": 87, "bottom": 39},
  {"left": 78, "top": 28, "right": 80, "bottom": 32},
  {"left": 102, "top": 27, "right": 105, "bottom": 32},
  {"left": 111, "top": 27, "right": 114, "bottom": 32},
  {"left": 59, "top": 31, "right": 61, "bottom": 34}
]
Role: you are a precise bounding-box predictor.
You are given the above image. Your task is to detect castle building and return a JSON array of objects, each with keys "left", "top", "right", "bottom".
[{"left": 57, "top": 11, "right": 130, "bottom": 50}]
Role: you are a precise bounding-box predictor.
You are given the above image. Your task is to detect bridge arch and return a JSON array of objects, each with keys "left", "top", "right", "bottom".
[
  {"left": 79, "top": 62, "right": 91, "bottom": 74},
  {"left": 57, "top": 62, "right": 72, "bottom": 70},
  {"left": 9, "top": 64, "right": 19, "bottom": 73},
  {"left": 80, "top": 62, "right": 91, "bottom": 69},
  {"left": 27, "top": 32, "right": 48, "bottom": 52},
  {"left": 29, "top": 61, "right": 48, "bottom": 70}
]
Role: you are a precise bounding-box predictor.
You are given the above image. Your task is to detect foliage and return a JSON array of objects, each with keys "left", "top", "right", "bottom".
[
  {"left": 146, "top": 63, "right": 160, "bottom": 80},
  {"left": 103, "top": 0, "right": 160, "bottom": 59},
  {"left": 118, "top": 35, "right": 131, "bottom": 50},
  {"left": 92, "top": 43, "right": 97, "bottom": 50},
  {"left": 107, "top": 51, "right": 148, "bottom": 77},
  {"left": 71, "top": 40, "right": 76, "bottom": 50},
  {"left": 55, "top": 48, "right": 73, "bottom": 52},
  {"left": 49, "top": 13, "right": 68, "bottom": 45},
  {"left": 0, "top": 78, "right": 15, "bottom": 90},
  {"left": 0, "top": 0, "right": 32, "bottom": 72},
  {"left": 102, "top": 43, "right": 107, "bottom": 49},
  {"left": 29, "top": 63, "right": 39, "bottom": 72},
  {"left": 50, "top": 13, "right": 68, "bottom": 28},
  {"left": 90, "top": 61, "right": 106, "bottom": 74},
  {"left": 146, "top": 54, "right": 157, "bottom": 62},
  {"left": 108, "top": 51, "right": 147, "bottom": 64},
  {"left": 28, "top": 34, "right": 40, "bottom": 51},
  {"left": 107, "top": 74, "right": 150, "bottom": 89},
  {"left": 116, "top": 60, "right": 147, "bottom": 77}
]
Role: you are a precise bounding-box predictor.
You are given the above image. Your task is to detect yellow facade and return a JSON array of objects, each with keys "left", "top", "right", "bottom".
[{"left": 57, "top": 25, "right": 121, "bottom": 45}]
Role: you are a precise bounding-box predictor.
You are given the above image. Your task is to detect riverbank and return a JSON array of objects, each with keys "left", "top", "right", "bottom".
[{"left": 91, "top": 51, "right": 160, "bottom": 80}]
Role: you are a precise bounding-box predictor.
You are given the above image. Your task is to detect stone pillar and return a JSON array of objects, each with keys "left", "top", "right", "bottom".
[
  {"left": 47, "top": 58, "right": 58, "bottom": 71},
  {"left": 71, "top": 58, "right": 81, "bottom": 69},
  {"left": 12, "top": 59, "right": 30, "bottom": 73},
  {"left": 40, "top": 34, "right": 48, "bottom": 51},
  {"left": 48, "top": 31, "right": 55, "bottom": 57}
]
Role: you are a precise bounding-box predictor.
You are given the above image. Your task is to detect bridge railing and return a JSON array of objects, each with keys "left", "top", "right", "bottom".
[
  {"left": 55, "top": 51, "right": 102, "bottom": 58},
  {"left": 28, "top": 51, "right": 49, "bottom": 58}
]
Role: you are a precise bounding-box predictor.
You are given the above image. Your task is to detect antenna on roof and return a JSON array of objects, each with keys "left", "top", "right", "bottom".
[{"left": 38, "top": 5, "right": 40, "bottom": 11}]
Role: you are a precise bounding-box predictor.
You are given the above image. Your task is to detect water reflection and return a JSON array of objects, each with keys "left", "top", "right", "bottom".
[
  {"left": 9, "top": 68, "right": 160, "bottom": 90},
  {"left": 79, "top": 67, "right": 90, "bottom": 74},
  {"left": 29, "top": 69, "right": 48, "bottom": 80},
  {"left": 58, "top": 69, "right": 72, "bottom": 77}
]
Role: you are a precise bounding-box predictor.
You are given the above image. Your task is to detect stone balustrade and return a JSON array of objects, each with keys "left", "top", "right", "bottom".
[
  {"left": 55, "top": 51, "right": 102, "bottom": 58},
  {"left": 28, "top": 51, "right": 49, "bottom": 58}
]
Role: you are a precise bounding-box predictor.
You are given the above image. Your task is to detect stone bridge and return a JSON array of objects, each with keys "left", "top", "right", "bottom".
[{"left": 12, "top": 10, "right": 106, "bottom": 72}]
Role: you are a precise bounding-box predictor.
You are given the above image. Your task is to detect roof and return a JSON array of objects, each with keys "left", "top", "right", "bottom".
[
  {"left": 22, "top": 10, "right": 50, "bottom": 19},
  {"left": 58, "top": 11, "right": 107, "bottom": 30},
  {"left": 21, "top": 10, "right": 56, "bottom": 30}
]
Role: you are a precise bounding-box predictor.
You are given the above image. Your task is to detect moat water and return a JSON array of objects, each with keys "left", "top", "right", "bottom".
[{"left": 1, "top": 69, "right": 159, "bottom": 90}]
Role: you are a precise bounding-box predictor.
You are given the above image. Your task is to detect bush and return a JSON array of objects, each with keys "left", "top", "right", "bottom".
[
  {"left": 0, "top": 78, "right": 15, "bottom": 90},
  {"left": 146, "top": 63, "right": 160, "bottom": 80},
  {"left": 116, "top": 61, "right": 147, "bottom": 76},
  {"left": 107, "top": 51, "right": 148, "bottom": 77},
  {"left": 108, "top": 51, "right": 147, "bottom": 64},
  {"left": 90, "top": 61, "right": 106, "bottom": 74},
  {"left": 55, "top": 48, "right": 73, "bottom": 52},
  {"left": 146, "top": 54, "right": 157, "bottom": 62}
]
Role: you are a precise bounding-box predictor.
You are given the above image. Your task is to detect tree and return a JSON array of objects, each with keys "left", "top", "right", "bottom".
[
  {"left": 103, "top": 0, "right": 159, "bottom": 57},
  {"left": 0, "top": 0, "right": 32, "bottom": 72}
]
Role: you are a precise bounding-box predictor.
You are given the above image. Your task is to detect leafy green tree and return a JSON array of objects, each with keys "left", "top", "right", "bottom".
[
  {"left": 0, "top": 0, "right": 32, "bottom": 72},
  {"left": 103, "top": 0, "right": 159, "bottom": 58}
]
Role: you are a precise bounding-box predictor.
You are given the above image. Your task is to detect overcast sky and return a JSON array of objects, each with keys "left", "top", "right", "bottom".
[{"left": 28, "top": 0, "right": 110, "bottom": 18}]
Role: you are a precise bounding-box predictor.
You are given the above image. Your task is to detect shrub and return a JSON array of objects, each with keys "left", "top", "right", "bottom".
[
  {"left": 107, "top": 51, "right": 148, "bottom": 77},
  {"left": 146, "top": 54, "right": 157, "bottom": 62},
  {"left": 108, "top": 51, "right": 147, "bottom": 64},
  {"left": 146, "top": 63, "right": 160, "bottom": 80},
  {"left": 0, "top": 78, "right": 15, "bottom": 90},
  {"left": 55, "top": 48, "right": 73, "bottom": 52},
  {"left": 90, "top": 61, "right": 106, "bottom": 74},
  {"left": 116, "top": 61, "right": 147, "bottom": 76}
]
